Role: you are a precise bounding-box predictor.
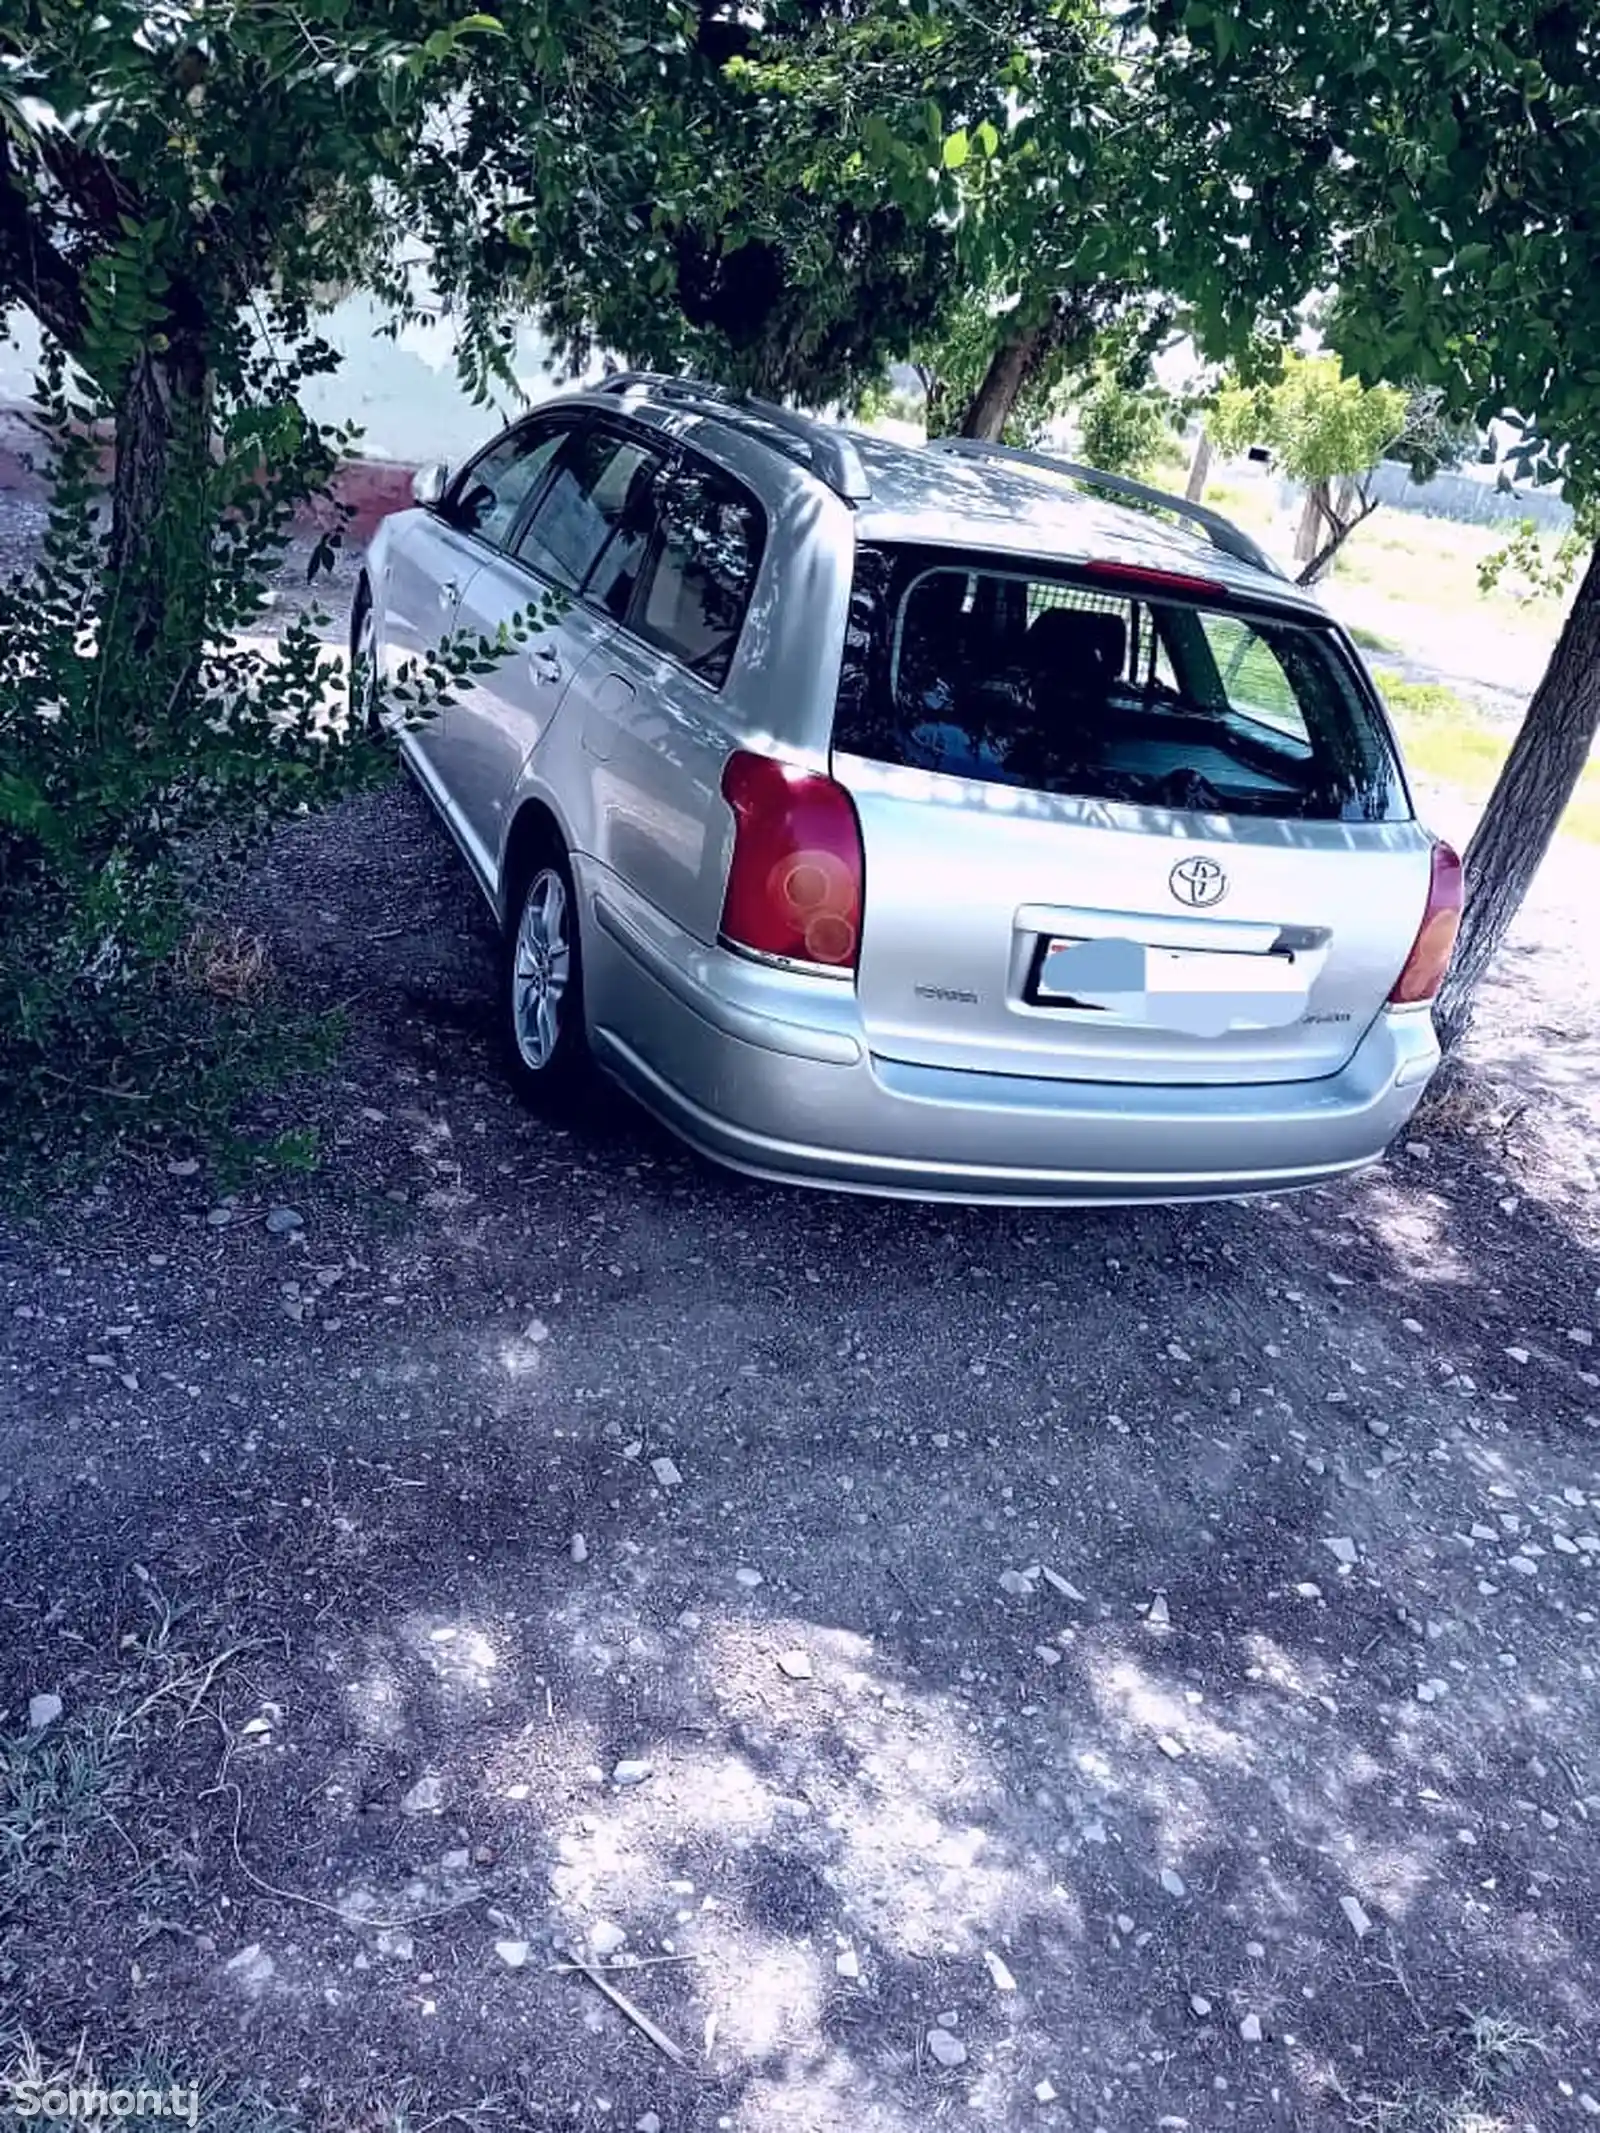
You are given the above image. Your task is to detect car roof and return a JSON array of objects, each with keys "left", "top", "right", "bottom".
[
  {"left": 847, "top": 435, "right": 1319, "bottom": 611},
  {"left": 556, "top": 381, "right": 1322, "bottom": 617}
]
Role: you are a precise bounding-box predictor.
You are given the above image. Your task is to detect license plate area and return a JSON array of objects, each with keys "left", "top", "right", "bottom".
[{"left": 1030, "top": 935, "right": 1310, "bottom": 1035}]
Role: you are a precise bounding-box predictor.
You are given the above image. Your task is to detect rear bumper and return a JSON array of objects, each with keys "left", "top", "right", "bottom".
[{"left": 582, "top": 874, "right": 1439, "bottom": 1207}]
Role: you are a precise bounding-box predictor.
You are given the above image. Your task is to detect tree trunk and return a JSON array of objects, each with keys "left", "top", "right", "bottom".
[
  {"left": 1185, "top": 427, "right": 1211, "bottom": 501},
  {"left": 958, "top": 323, "right": 1050, "bottom": 442},
  {"left": 108, "top": 337, "right": 213, "bottom": 679},
  {"left": 1294, "top": 483, "right": 1325, "bottom": 566},
  {"left": 1433, "top": 541, "right": 1600, "bottom": 1054},
  {"left": 1296, "top": 488, "right": 1379, "bottom": 587}
]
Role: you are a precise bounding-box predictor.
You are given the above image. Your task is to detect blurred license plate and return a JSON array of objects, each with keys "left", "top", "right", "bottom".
[{"left": 1038, "top": 937, "right": 1308, "bottom": 1033}]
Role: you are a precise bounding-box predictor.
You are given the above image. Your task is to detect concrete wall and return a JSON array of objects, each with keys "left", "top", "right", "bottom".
[
  {"left": 0, "top": 292, "right": 597, "bottom": 466},
  {"left": 1359, "top": 459, "right": 1572, "bottom": 531}
]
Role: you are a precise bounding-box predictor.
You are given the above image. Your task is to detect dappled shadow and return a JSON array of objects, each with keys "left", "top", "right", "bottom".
[{"left": 3, "top": 778, "right": 1598, "bottom": 2131}]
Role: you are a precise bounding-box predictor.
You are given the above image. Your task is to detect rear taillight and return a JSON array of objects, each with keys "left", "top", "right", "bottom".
[
  {"left": 719, "top": 750, "right": 863, "bottom": 972},
  {"left": 1389, "top": 840, "right": 1464, "bottom": 1006}
]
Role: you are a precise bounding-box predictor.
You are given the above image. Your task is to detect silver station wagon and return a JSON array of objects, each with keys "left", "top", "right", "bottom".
[{"left": 354, "top": 373, "right": 1461, "bottom": 1205}]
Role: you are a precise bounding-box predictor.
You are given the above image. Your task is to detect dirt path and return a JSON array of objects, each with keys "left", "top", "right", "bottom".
[{"left": 3, "top": 780, "right": 1599, "bottom": 2133}]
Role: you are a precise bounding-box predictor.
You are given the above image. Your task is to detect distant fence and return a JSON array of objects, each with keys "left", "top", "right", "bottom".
[{"left": 1342, "top": 462, "right": 1572, "bottom": 532}]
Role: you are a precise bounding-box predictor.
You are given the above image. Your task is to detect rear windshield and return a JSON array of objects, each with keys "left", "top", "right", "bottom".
[{"left": 831, "top": 547, "right": 1409, "bottom": 824}]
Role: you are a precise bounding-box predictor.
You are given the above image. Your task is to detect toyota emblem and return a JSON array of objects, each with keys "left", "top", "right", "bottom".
[{"left": 1169, "top": 855, "right": 1228, "bottom": 908}]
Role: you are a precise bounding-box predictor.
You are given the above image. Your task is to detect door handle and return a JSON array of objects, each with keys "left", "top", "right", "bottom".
[
  {"left": 532, "top": 647, "right": 564, "bottom": 685},
  {"left": 438, "top": 578, "right": 460, "bottom": 609}
]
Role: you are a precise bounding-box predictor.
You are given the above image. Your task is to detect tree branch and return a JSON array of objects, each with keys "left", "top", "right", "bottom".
[
  {"left": 1295, "top": 491, "right": 1381, "bottom": 586},
  {"left": 0, "top": 140, "right": 87, "bottom": 351}
]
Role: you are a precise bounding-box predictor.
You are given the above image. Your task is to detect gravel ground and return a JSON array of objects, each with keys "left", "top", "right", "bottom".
[{"left": 3, "top": 771, "right": 1600, "bottom": 2133}]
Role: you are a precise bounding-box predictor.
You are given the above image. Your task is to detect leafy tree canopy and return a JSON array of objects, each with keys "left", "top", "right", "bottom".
[
  {"left": 1209, "top": 357, "right": 1409, "bottom": 490},
  {"left": 1145, "top": 0, "right": 1600, "bottom": 498}
]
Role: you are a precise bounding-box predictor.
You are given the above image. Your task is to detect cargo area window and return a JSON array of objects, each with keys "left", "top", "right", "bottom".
[{"left": 832, "top": 547, "right": 1407, "bottom": 824}]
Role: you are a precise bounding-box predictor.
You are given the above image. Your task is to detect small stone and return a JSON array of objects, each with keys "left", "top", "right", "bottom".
[
  {"left": 1040, "top": 1567, "right": 1087, "bottom": 1602},
  {"left": 400, "top": 1773, "right": 445, "bottom": 1816},
  {"left": 1035, "top": 2079, "right": 1058, "bottom": 2104},
  {"left": 1505, "top": 1347, "right": 1531, "bottom": 1366},
  {"left": 27, "top": 1693, "right": 63, "bottom": 1731},
  {"left": 1115, "top": 1913, "right": 1136, "bottom": 1936},
  {"left": 1405, "top": 1141, "right": 1430, "bottom": 1160},
  {"left": 613, "top": 1759, "right": 653, "bottom": 1787},
  {"left": 1508, "top": 1554, "right": 1539, "bottom": 1576},
  {"left": 927, "top": 2028, "right": 967, "bottom": 2069},
  {"left": 1034, "top": 1644, "right": 1062, "bottom": 1666},
  {"left": 523, "top": 1317, "right": 551, "bottom": 1343},
  {"left": 206, "top": 1206, "right": 234, "bottom": 1227},
  {"left": 1157, "top": 1734, "right": 1185, "bottom": 1760},
  {"left": 1294, "top": 1582, "right": 1322, "bottom": 1600},
  {"left": 569, "top": 1532, "right": 588, "bottom": 1563},
  {"left": 1366, "top": 1418, "right": 1390, "bottom": 1440},
  {"left": 835, "top": 1948, "right": 860, "bottom": 1981},
  {"left": 651, "top": 1457, "right": 683, "bottom": 1489},
  {"left": 1240, "top": 2014, "right": 1263, "bottom": 2043},
  {"left": 776, "top": 1649, "right": 814, "bottom": 1681},
  {"left": 589, "top": 1920, "right": 626, "bottom": 1959},
  {"left": 1081, "top": 1818, "right": 1107, "bottom": 1844},
  {"left": 636, "top": 2118, "right": 662, "bottom": 2133},
  {"left": 376, "top": 1929, "right": 415, "bottom": 1961},
  {"left": 166, "top": 1157, "right": 200, "bottom": 1177},
  {"left": 1189, "top": 1994, "right": 1212, "bottom": 2018},
  {"left": 1000, "top": 1568, "right": 1039, "bottom": 1598},
  {"left": 1323, "top": 1536, "right": 1359, "bottom": 1567},
  {"left": 494, "top": 1940, "right": 529, "bottom": 1969},
  {"left": 264, "top": 1206, "right": 304, "bottom": 1235},
  {"left": 734, "top": 1567, "right": 764, "bottom": 1588},
  {"left": 1340, "top": 1896, "right": 1372, "bottom": 1939},
  {"left": 224, "top": 1943, "right": 275, "bottom": 1994},
  {"left": 1160, "top": 1868, "right": 1187, "bottom": 1899},
  {"left": 1146, "top": 1592, "right": 1171, "bottom": 1628},
  {"left": 983, "top": 1948, "right": 1018, "bottom": 1993}
]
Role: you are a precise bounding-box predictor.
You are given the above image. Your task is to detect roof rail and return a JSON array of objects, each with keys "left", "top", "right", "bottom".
[
  {"left": 925, "top": 436, "right": 1281, "bottom": 577},
  {"left": 593, "top": 371, "right": 872, "bottom": 503}
]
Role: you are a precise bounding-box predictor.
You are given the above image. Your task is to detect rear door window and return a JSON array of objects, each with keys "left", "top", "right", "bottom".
[
  {"left": 515, "top": 428, "right": 663, "bottom": 593},
  {"left": 833, "top": 548, "right": 1406, "bottom": 824},
  {"left": 631, "top": 461, "right": 765, "bottom": 687}
]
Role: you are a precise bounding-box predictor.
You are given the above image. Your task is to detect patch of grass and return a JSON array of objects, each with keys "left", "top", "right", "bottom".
[
  {"left": 1376, "top": 667, "right": 1600, "bottom": 846},
  {"left": 1, "top": 1580, "right": 253, "bottom": 1910},
  {"left": 0, "top": 1717, "right": 130, "bottom": 1902},
  {"left": 1349, "top": 622, "right": 1404, "bottom": 656},
  {"left": 1341, "top": 2008, "right": 1548, "bottom": 2133},
  {"left": 1330, "top": 509, "right": 1569, "bottom": 633},
  {"left": 2, "top": 2030, "right": 299, "bottom": 2133}
]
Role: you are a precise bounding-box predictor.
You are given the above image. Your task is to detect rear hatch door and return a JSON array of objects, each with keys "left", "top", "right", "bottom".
[{"left": 829, "top": 549, "right": 1431, "bottom": 1088}]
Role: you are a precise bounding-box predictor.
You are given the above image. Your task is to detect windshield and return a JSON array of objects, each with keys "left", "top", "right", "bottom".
[{"left": 831, "top": 547, "right": 1410, "bottom": 824}]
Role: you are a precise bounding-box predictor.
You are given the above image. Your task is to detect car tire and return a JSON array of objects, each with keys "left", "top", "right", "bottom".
[
  {"left": 501, "top": 843, "right": 591, "bottom": 1111},
  {"left": 350, "top": 582, "right": 383, "bottom": 738}
]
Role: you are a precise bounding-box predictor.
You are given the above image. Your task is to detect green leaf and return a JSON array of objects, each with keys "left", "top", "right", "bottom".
[{"left": 942, "top": 128, "right": 971, "bottom": 170}]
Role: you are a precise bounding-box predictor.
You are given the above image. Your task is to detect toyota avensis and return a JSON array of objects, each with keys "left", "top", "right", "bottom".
[{"left": 352, "top": 373, "right": 1461, "bottom": 1205}]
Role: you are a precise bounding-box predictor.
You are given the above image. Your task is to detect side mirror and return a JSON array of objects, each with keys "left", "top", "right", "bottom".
[{"left": 412, "top": 462, "right": 450, "bottom": 508}]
